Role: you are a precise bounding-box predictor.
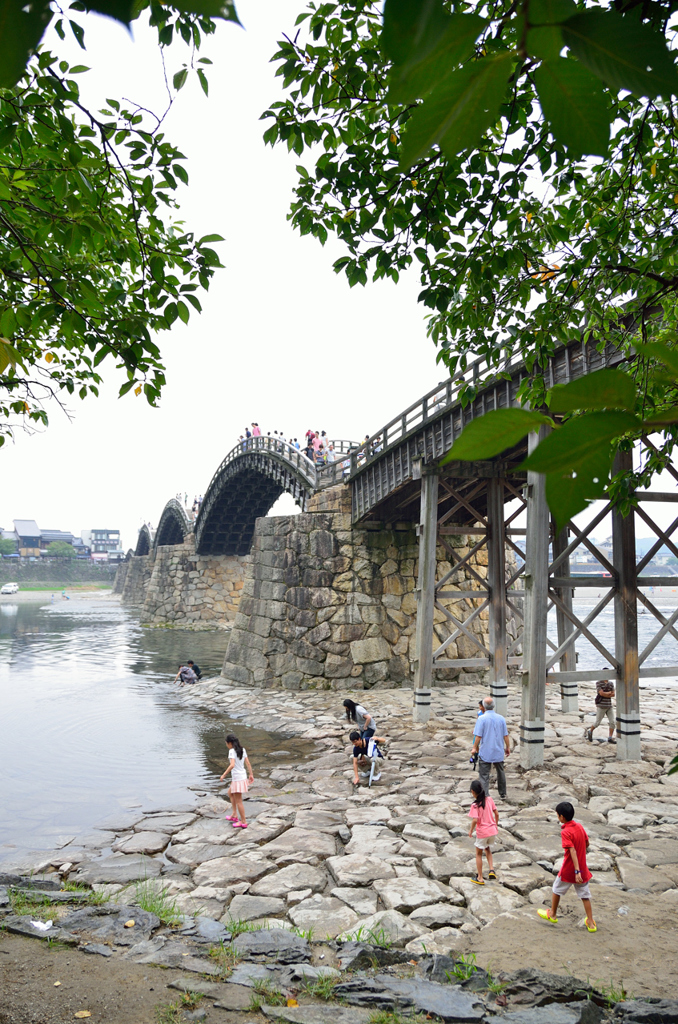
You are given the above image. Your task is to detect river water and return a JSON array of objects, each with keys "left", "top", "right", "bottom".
[{"left": 0, "top": 595, "right": 308, "bottom": 862}]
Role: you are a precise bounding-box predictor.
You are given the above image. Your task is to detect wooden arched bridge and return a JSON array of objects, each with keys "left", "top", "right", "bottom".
[{"left": 133, "top": 336, "right": 677, "bottom": 766}]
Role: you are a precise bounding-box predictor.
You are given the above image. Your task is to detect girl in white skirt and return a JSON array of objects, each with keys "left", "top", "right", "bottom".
[{"left": 220, "top": 733, "right": 254, "bottom": 829}]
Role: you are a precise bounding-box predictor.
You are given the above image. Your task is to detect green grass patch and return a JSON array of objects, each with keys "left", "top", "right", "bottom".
[
  {"left": 133, "top": 880, "right": 182, "bottom": 926},
  {"left": 248, "top": 979, "right": 287, "bottom": 1011},
  {"left": 223, "top": 916, "right": 271, "bottom": 938},
  {"left": 8, "top": 888, "right": 54, "bottom": 921},
  {"left": 302, "top": 974, "right": 341, "bottom": 1001},
  {"left": 369, "top": 1012, "right": 429, "bottom": 1024},
  {"left": 208, "top": 940, "right": 239, "bottom": 979},
  {"left": 345, "top": 925, "right": 392, "bottom": 949},
  {"left": 445, "top": 953, "right": 478, "bottom": 983},
  {"left": 154, "top": 1000, "right": 185, "bottom": 1024},
  {"left": 596, "top": 979, "right": 633, "bottom": 1007}
]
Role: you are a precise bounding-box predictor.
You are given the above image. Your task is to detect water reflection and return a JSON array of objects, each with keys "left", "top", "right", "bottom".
[{"left": 0, "top": 596, "right": 307, "bottom": 858}]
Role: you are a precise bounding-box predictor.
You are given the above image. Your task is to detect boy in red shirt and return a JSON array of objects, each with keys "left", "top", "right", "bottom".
[{"left": 538, "top": 801, "right": 597, "bottom": 933}]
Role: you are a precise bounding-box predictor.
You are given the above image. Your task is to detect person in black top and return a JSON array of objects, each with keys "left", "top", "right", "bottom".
[{"left": 187, "top": 660, "right": 202, "bottom": 681}]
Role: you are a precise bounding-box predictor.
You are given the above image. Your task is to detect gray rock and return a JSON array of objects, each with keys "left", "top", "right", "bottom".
[
  {"left": 228, "top": 963, "right": 281, "bottom": 987},
  {"left": 191, "top": 916, "right": 231, "bottom": 943},
  {"left": 129, "top": 939, "right": 222, "bottom": 974},
  {"left": 409, "top": 904, "right": 467, "bottom": 929},
  {"left": 193, "top": 851, "right": 276, "bottom": 887},
  {"left": 234, "top": 928, "right": 311, "bottom": 963},
  {"left": 251, "top": 863, "right": 327, "bottom": 898},
  {"left": 331, "top": 887, "right": 378, "bottom": 916},
  {"left": 60, "top": 904, "right": 160, "bottom": 946},
  {"left": 113, "top": 831, "right": 170, "bottom": 855},
  {"left": 294, "top": 809, "right": 345, "bottom": 834},
  {"left": 288, "top": 894, "right": 360, "bottom": 939},
  {"left": 168, "top": 976, "right": 231, "bottom": 998},
  {"left": 0, "top": 874, "right": 62, "bottom": 890},
  {"left": 499, "top": 968, "right": 603, "bottom": 1007},
  {"left": 260, "top": 827, "right": 336, "bottom": 861},
  {"left": 74, "top": 854, "right": 162, "bottom": 885},
  {"left": 498, "top": 865, "right": 553, "bottom": 896},
  {"left": 626, "top": 839, "right": 678, "bottom": 867},
  {"left": 617, "top": 859, "right": 673, "bottom": 892},
  {"left": 337, "top": 943, "right": 415, "bottom": 971},
  {"left": 135, "top": 813, "right": 198, "bottom": 833},
  {"left": 327, "top": 854, "right": 395, "bottom": 887},
  {"left": 1, "top": 915, "right": 78, "bottom": 945},
  {"left": 0, "top": 886, "right": 9, "bottom": 913},
  {"left": 81, "top": 943, "right": 113, "bottom": 957},
  {"left": 333, "top": 975, "right": 485, "bottom": 1021},
  {"left": 226, "top": 894, "right": 285, "bottom": 922},
  {"left": 401, "top": 823, "right": 449, "bottom": 844},
  {"left": 212, "top": 985, "right": 253, "bottom": 1010},
  {"left": 497, "top": 1005, "right": 600, "bottom": 1024},
  {"left": 165, "top": 843, "right": 231, "bottom": 867},
  {"left": 615, "top": 999, "right": 678, "bottom": 1022},
  {"left": 421, "top": 856, "right": 469, "bottom": 883},
  {"left": 261, "top": 1005, "right": 373, "bottom": 1024},
  {"left": 373, "top": 876, "right": 451, "bottom": 912},
  {"left": 337, "top": 909, "right": 430, "bottom": 947}
]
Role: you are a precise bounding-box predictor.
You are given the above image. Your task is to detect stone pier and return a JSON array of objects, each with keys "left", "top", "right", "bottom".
[{"left": 220, "top": 490, "right": 504, "bottom": 690}]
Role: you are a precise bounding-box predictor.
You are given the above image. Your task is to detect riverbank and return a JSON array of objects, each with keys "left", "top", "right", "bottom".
[
  {"left": 2, "top": 675, "right": 678, "bottom": 1022},
  {"left": 0, "top": 586, "right": 114, "bottom": 601}
]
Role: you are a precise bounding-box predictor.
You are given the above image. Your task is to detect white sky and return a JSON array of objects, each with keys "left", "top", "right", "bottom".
[{"left": 1, "top": 2, "right": 676, "bottom": 550}]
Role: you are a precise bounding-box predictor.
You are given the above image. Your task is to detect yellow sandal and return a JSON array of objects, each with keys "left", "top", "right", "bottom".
[{"left": 537, "top": 909, "right": 558, "bottom": 924}]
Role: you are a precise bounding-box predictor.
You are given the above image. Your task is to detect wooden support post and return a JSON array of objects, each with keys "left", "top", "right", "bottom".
[
  {"left": 487, "top": 477, "right": 508, "bottom": 718},
  {"left": 552, "top": 525, "right": 578, "bottom": 713},
  {"left": 413, "top": 466, "right": 438, "bottom": 723},
  {"left": 520, "top": 427, "right": 550, "bottom": 768},
  {"left": 613, "top": 451, "right": 641, "bottom": 760}
]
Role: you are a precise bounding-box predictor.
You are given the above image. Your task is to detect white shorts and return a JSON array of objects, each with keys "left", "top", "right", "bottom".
[
  {"left": 552, "top": 875, "right": 591, "bottom": 900},
  {"left": 474, "top": 835, "right": 496, "bottom": 850}
]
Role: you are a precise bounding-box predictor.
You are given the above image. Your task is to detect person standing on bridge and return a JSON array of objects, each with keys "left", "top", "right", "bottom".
[{"left": 252, "top": 422, "right": 261, "bottom": 438}]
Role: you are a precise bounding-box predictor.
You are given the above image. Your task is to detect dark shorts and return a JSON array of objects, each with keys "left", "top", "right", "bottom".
[{"left": 361, "top": 728, "right": 375, "bottom": 740}]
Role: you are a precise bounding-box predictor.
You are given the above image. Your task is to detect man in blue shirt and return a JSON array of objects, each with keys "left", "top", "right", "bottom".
[{"left": 471, "top": 697, "right": 510, "bottom": 800}]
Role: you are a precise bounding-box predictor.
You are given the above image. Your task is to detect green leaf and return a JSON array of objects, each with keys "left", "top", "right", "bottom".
[
  {"left": 529, "top": 0, "right": 577, "bottom": 24},
  {"left": 439, "top": 408, "right": 552, "bottom": 463},
  {"left": 520, "top": 410, "right": 641, "bottom": 473},
  {"left": 534, "top": 58, "right": 609, "bottom": 156},
  {"left": 383, "top": 1, "right": 486, "bottom": 104},
  {"left": 198, "top": 233, "right": 225, "bottom": 244},
  {"left": 638, "top": 342, "right": 678, "bottom": 377},
  {"left": 562, "top": 11, "right": 678, "bottom": 100},
  {"left": 83, "top": 0, "right": 133, "bottom": 25},
  {"left": 173, "top": 68, "right": 188, "bottom": 92},
  {"left": 545, "top": 444, "right": 613, "bottom": 531},
  {"left": 149, "top": 255, "right": 164, "bottom": 283},
  {"left": 171, "top": 0, "right": 239, "bottom": 21},
  {"left": 526, "top": 26, "right": 564, "bottom": 62},
  {"left": 400, "top": 53, "right": 514, "bottom": 168},
  {"left": 0, "top": 0, "right": 53, "bottom": 89},
  {"left": 642, "top": 410, "right": 678, "bottom": 426},
  {"left": 0, "top": 123, "right": 17, "bottom": 149},
  {"left": 197, "top": 68, "right": 209, "bottom": 97},
  {"left": 548, "top": 368, "right": 636, "bottom": 412}
]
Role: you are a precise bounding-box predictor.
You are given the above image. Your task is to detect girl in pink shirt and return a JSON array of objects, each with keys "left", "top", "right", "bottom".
[{"left": 468, "top": 778, "right": 499, "bottom": 885}]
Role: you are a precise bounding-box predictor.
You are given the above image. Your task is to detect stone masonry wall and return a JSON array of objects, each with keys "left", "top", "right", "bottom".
[
  {"left": 221, "top": 506, "right": 502, "bottom": 691},
  {"left": 118, "top": 535, "right": 248, "bottom": 627}
]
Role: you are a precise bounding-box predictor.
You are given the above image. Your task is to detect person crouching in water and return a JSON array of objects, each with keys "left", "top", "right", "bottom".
[
  {"left": 350, "top": 730, "right": 385, "bottom": 785},
  {"left": 468, "top": 778, "right": 499, "bottom": 885},
  {"left": 220, "top": 733, "right": 254, "bottom": 829}
]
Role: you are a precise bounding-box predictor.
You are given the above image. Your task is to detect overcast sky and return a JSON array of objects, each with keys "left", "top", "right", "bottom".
[{"left": 1, "top": 2, "right": 676, "bottom": 551}]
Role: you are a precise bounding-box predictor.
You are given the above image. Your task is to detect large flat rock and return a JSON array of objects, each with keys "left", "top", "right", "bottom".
[
  {"left": 262, "top": 1005, "right": 373, "bottom": 1024},
  {"left": 467, "top": 887, "right": 527, "bottom": 925},
  {"left": 288, "top": 894, "right": 359, "bottom": 939},
  {"left": 113, "top": 831, "right": 170, "bottom": 855},
  {"left": 327, "top": 854, "right": 395, "bottom": 887},
  {"left": 233, "top": 927, "right": 311, "bottom": 963},
  {"left": 259, "top": 827, "right": 336, "bottom": 860},
  {"left": 617, "top": 859, "right": 674, "bottom": 892},
  {"left": 293, "top": 809, "right": 346, "bottom": 834},
  {"left": 250, "top": 863, "right": 328, "bottom": 897},
  {"left": 497, "top": 1005, "right": 601, "bottom": 1024},
  {"left": 409, "top": 903, "right": 467, "bottom": 928},
  {"left": 498, "top": 865, "right": 553, "bottom": 896},
  {"left": 60, "top": 904, "right": 160, "bottom": 946},
  {"left": 337, "top": 908, "right": 430, "bottom": 947},
  {"left": 226, "top": 894, "right": 285, "bottom": 922},
  {"left": 626, "top": 839, "right": 678, "bottom": 867},
  {"left": 193, "top": 850, "right": 276, "bottom": 887},
  {"left": 421, "top": 856, "right": 469, "bottom": 882},
  {"left": 373, "top": 876, "right": 452, "bottom": 912},
  {"left": 331, "top": 887, "right": 378, "bottom": 916},
  {"left": 615, "top": 999, "right": 678, "bottom": 1023},
  {"left": 166, "top": 843, "right": 233, "bottom": 867},
  {"left": 344, "top": 825, "right": 403, "bottom": 859},
  {"left": 334, "top": 975, "right": 485, "bottom": 1021},
  {"left": 74, "top": 854, "right": 162, "bottom": 885},
  {"left": 135, "top": 813, "right": 197, "bottom": 833}
]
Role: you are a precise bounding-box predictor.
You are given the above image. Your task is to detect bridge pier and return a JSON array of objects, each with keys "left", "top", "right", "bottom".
[
  {"left": 613, "top": 451, "right": 641, "bottom": 761},
  {"left": 413, "top": 467, "right": 438, "bottom": 723},
  {"left": 520, "top": 427, "right": 550, "bottom": 769},
  {"left": 487, "top": 478, "right": 508, "bottom": 718},
  {"left": 552, "top": 527, "right": 578, "bottom": 713}
]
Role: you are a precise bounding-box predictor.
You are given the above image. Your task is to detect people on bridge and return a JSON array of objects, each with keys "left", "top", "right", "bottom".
[
  {"left": 252, "top": 423, "right": 261, "bottom": 437},
  {"left": 326, "top": 444, "right": 336, "bottom": 463},
  {"left": 174, "top": 663, "right": 197, "bottom": 685},
  {"left": 470, "top": 697, "right": 510, "bottom": 801},
  {"left": 220, "top": 733, "right": 254, "bottom": 828}
]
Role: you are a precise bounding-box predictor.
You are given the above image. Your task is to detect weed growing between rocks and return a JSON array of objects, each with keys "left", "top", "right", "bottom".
[
  {"left": 445, "top": 954, "right": 478, "bottom": 983},
  {"left": 222, "top": 916, "right": 270, "bottom": 939},
  {"left": 368, "top": 1012, "right": 429, "bottom": 1024},
  {"left": 291, "top": 926, "right": 314, "bottom": 941},
  {"left": 302, "top": 974, "right": 341, "bottom": 1001},
  {"left": 133, "top": 881, "right": 182, "bottom": 926},
  {"left": 596, "top": 979, "right": 633, "bottom": 1007},
  {"left": 8, "top": 889, "right": 53, "bottom": 921},
  {"left": 248, "top": 979, "right": 287, "bottom": 1011},
  {"left": 62, "top": 883, "right": 109, "bottom": 906},
  {"left": 208, "top": 940, "right": 239, "bottom": 979},
  {"left": 347, "top": 925, "right": 392, "bottom": 949},
  {"left": 154, "top": 1000, "right": 185, "bottom": 1024}
]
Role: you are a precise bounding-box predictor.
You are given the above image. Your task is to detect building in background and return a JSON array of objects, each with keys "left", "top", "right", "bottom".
[
  {"left": 82, "top": 529, "right": 123, "bottom": 562},
  {"left": 39, "top": 529, "right": 76, "bottom": 551},
  {"left": 13, "top": 520, "right": 42, "bottom": 557}
]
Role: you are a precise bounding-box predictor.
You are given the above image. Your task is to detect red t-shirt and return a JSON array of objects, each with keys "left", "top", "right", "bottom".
[{"left": 559, "top": 820, "right": 591, "bottom": 883}]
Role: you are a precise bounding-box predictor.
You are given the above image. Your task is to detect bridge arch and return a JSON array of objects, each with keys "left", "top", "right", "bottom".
[
  {"left": 155, "top": 499, "right": 192, "bottom": 548},
  {"left": 195, "top": 438, "right": 316, "bottom": 555},
  {"left": 135, "top": 524, "right": 154, "bottom": 556}
]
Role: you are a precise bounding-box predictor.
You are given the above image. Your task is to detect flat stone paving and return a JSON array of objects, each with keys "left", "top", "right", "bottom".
[{"left": 3, "top": 677, "right": 678, "bottom": 1013}]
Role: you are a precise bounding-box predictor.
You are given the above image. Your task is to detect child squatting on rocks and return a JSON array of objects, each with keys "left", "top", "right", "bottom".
[
  {"left": 468, "top": 778, "right": 499, "bottom": 884},
  {"left": 350, "top": 731, "right": 384, "bottom": 785},
  {"left": 220, "top": 733, "right": 254, "bottom": 829},
  {"left": 538, "top": 800, "right": 597, "bottom": 933}
]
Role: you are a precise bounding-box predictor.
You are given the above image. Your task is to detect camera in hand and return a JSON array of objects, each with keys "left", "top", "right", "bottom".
[{"left": 469, "top": 752, "right": 478, "bottom": 770}]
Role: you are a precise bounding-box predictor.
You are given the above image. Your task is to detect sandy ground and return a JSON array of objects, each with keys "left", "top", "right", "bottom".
[
  {"left": 0, "top": 933, "right": 249, "bottom": 1024},
  {"left": 464, "top": 885, "right": 678, "bottom": 998}
]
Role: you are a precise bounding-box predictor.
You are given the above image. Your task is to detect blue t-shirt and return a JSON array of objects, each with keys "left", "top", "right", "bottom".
[{"left": 474, "top": 710, "right": 508, "bottom": 762}]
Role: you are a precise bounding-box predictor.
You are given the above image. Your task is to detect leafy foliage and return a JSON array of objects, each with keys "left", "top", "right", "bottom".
[
  {"left": 0, "top": 538, "right": 17, "bottom": 554},
  {"left": 262, "top": 0, "right": 678, "bottom": 524},
  {"left": 0, "top": 48, "right": 223, "bottom": 444},
  {"left": 47, "top": 541, "right": 76, "bottom": 557}
]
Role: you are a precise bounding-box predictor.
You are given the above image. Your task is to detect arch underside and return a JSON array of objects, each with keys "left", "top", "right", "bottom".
[
  {"left": 135, "top": 527, "right": 152, "bottom": 556},
  {"left": 197, "top": 454, "right": 311, "bottom": 556},
  {"left": 156, "top": 504, "right": 189, "bottom": 547}
]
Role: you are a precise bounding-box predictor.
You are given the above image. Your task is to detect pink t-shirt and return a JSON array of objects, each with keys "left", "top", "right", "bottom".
[
  {"left": 468, "top": 796, "right": 498, "bottom": 839},
  {"left": 252, "top": 425, "right": 261, "bottom": 437},
  {"left": 312, "top": 435, "right": 321, "bottom": 451}
]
